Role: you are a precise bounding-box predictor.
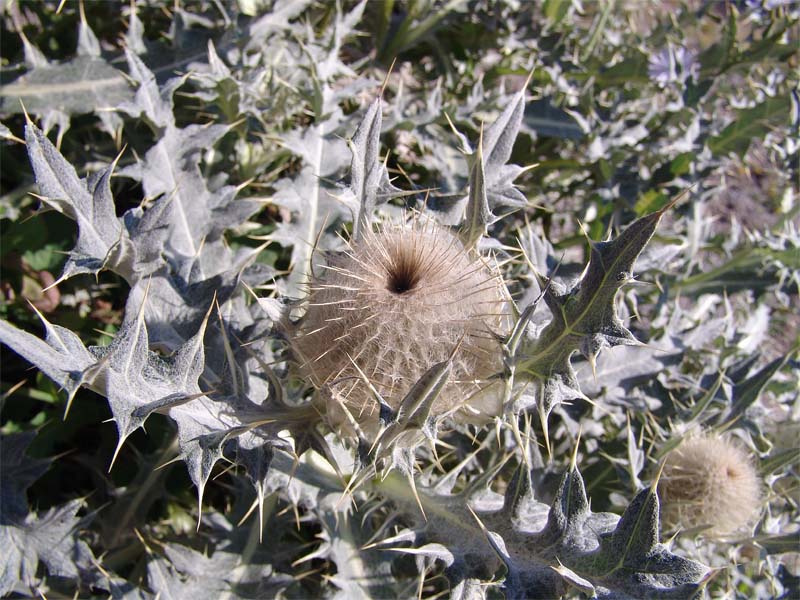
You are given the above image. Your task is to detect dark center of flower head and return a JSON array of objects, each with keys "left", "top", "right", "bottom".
[
  {"left": 386, "top": 263, "right": 419, "bottom": 294},
  {"left": 385, "top": 250, "right": 422, "bottom": 295}
]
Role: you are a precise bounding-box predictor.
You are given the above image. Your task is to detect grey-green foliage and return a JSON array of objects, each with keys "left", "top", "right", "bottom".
[
  {"left": 492, "top": 466, "right": 706, "bottom": 599},
  {"left": 0, "top": 4, "right": 136, "bottom": 140},
  {"left": 369, "top": 455, "right": 707, "bottom": 600},
  {"left": 8, "top": 57, "right": 291, "bottom": 577},
  {"left": 0, "top": 56, "right": 132, "bottom": 119},
  {"left": 1, "top": 2, "right": 796, "bottom": 598},
  {"left": 0, "top": 434, "right": 96, "bottom": 596},
  {"left": 253, "top": 1, "right": 382, "bottom": 294},
  {"left": 0, "top": 85, "right": 709, "bottom": 599},
  {"left": 25, "top": 125, "right": 136, "bottom": 282}
]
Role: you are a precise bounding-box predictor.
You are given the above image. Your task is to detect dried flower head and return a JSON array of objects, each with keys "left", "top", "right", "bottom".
[
  {"left": 286, "top": 220, "right": 511, "bottom": 431},
  {"left": 658, "top": 432, "right": 762, "bottom": 536}
]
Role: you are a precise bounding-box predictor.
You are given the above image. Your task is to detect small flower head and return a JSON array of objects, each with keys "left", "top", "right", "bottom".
[
  {"left": 658, "top": 432, "right": 762, "bottom": 536},
  {"left": 286, "top": 220, "right": 511, "bottom": 431}
]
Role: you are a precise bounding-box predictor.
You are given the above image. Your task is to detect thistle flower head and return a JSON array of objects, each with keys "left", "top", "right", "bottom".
[
  {"left": 286, "top": 219, "right": 511, "bottom": 432},
  {"left": 658, "top": 432, "right": 762, "bottom": 536}
]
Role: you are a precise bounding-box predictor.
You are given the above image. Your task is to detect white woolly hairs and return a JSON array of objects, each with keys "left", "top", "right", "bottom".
[
  {"left": 287, "top": 220, "right": 511, "bottom": 428},
  {"left": 658, "top": 432, "right": 762, "bottom": 536}
]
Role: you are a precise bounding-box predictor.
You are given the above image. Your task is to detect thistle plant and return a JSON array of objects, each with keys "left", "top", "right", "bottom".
[{"left": 1, "top": 2, "right": 797, "bottom": 599}]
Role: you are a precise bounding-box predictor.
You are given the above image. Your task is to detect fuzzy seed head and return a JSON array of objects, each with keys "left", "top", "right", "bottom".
[
  {"left": 658, "top": 433, "right": 762, "bottom": 536},
  {"left": 287, "top": 221, "right": 511, "bottom": 430}
]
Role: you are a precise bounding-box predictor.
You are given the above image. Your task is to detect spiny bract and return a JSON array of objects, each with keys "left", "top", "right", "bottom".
[
  {"left": 658, "top": 432, "right": 762, "bottom": 536},
  {"left": 286, "top": 220, "right": 511, "bottom": 430}
]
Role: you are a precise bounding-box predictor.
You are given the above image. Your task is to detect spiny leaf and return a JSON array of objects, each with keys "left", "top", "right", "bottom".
[
  {"left": 24, "top": 119, "right": 94, "bottom": 219},
  {"left": 567, "top": 484, "right": 707, "bottom": 599},
  {"left": 376, "top": 459, "right": 708, "bottom": 600},
  {"left": 271, "top": 166, "right": 349, "bottom": 295},
  {"left": 63, "top": 159, "right": 134, "bottom": 281},
  {"left": 535, "top": 464, "right": 590, "bottom": 548},
  {"left": 501, "top": 461, "right": 536, "bottom": 525},
  {"left": 77, "top": 4, "right": 100, "bottom": 58},
  {"left": 578, "top": 339, "right": 672, "bottom": 405},
  {"left": 25, "top": 120, "right": 140, "bottom": 282},
  {"left": 507, "top": 470, "right": 704, "bottom": 598},
  {"left": 0, "top": 56, "right": 132, "bottom": 116},
  {"left": 352, "top": 97, "right": 383, "bottom": 241},
  {"left": 369, "top": 355, "right": 452, "bottom": 463},
  {"left": 1, "top": 500, "right": 96, "bottom": 597},
  {"left": 350, "top": 97, "right": 403, "bottom": 240},
  {"left": 311, "top": 494, "right": 402, "bottom": 599},
  {"left": 0, "top": 433, "right": 52, "bottom": 522},
  {"left": 482, "top": 88, "right": 526, "bottom": 176},
  {"left": 718, "top": 351, "right": 793, "bottom": 426},
  {"left": 119, "top": 121, "right": 231, "bottom": 258},
  {"left": 552, "top": 562, "right": 596, "bottom": 597},
  {"left": 443, "top": 88, "right": 532, "bottom": 227},
  {"left": 118, "top": 52, "right": 257, "bottom": 266},
  {"left": 0, "top": 313, "right": 95, "bottom": 406},
  {"left": 118, "top": 49, "right": 177, "bottom": 130},
  {"left": 144, "top": 541, "right": 237, "bottom": 599},
  {"left": 78, "top": 292, "right": 215, "bottom": 473},
  {"left": 600, "top": 485, "right": 661, "bottom": 565},
  {"left": 180, "top": 430, "right": 231, "bottom": 523},
  {"left": 395, "top": 357, "right": 452, "bottom": 429},
  {"left": 246, "top": 0, "right": 316, "bottom": 46},
  {"left": 460, "top": 127, "right": 492, "bottom": 249},
  {"left": 474, "top": 87, "right": 531, "bottom": 211},
  {"left": 518, "top": 205, "right": 670, "bottom": 419}
]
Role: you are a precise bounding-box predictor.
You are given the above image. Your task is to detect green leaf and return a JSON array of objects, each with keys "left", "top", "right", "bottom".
[
  {"left": 2, "top": 210, "right": 73, "bottom": 271},
  {"left": 683, "top": 79, "right": 713, "bottom": 106},
  {"left": 375, "top": 0, "right": 395, "bottom": 51},
  {"left": 708, "top": 95, "right": 794, "bottom": 157},
  {"left": 735, "top": 21, "right": 797, "bottom": 67},
  {"left": 378, "top": 0, "right": 469, "bottom": 62},
  {"left": 596, "top": 50, "right": 650, "bottom": 86},
  {"left": 672, "top": 246, "right": 800, "bottom": 297},
  {"left": 22, "top": 244, "right": 66, "bottom": 272},
  {"left": 1, "top": 433, "right": 52, "bottom": 520},
  {"left": 543, "top": 0, "right": 570, "bottom": 27},
  {"left": 634, "top": 189, "right": 669, "bottom": 216},
  {"left": 670, "top": 152, "right": 694, "bottom": 177}
]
